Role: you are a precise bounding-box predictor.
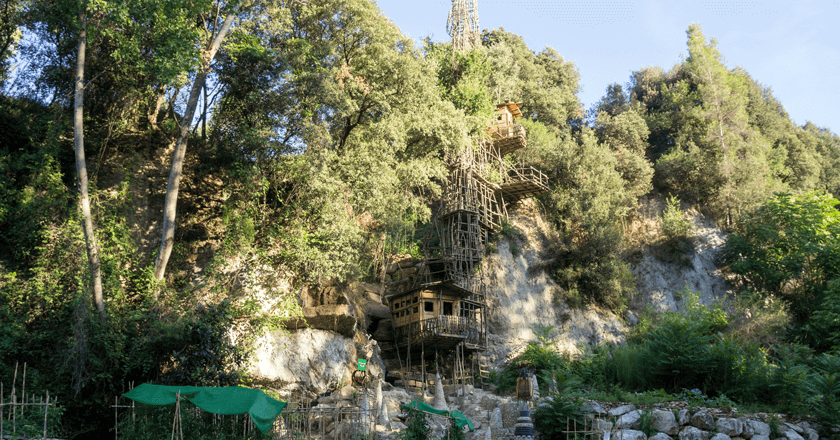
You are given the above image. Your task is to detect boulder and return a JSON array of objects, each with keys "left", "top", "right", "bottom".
[
  {"left": 747, "top": 420, "right": 771, "bottom": 437},
  {"left": 610, "top": 404, "right": 638, "bottom": 417},
  {"left": 582, "top": 401, "right": 608, "bottom": 415},
  {"left": 285, "top": 304, "right": 358, "bottom": 336},
  {"left": 783, "top": 430, "right": 804, "bottom": 440},
  {"left": 615, "top": 429, "right": 648, "bottom": 440},
  {"left": 680, "top": 426, "right": 712, "bottom": 440},
  {"left": 651, "top": 433, "right": 674, "bottom": 440},
  {"left": 249, "top": 328, "right": 355, "bottom": 395},
  {"left": 652, "top": 409, "right": 680, "bottom": 436},
  {"left": 690, "top": 411, "right": 716, "bottom": 431},
  {"left": 711, "top": 433, "right": 731, "bottom": 440},
  {"left": 616, "top": 410, "right": 642, "bottom": 430},
  {"left": 803, "top": 428, "right": 818, "bottom": 440},
  {"left": 740, "top": 418, "right": 755, "bottom": 438},
  {"left": 751, "top": 436, "right": 770, "bottom": 440},
  {"left": 590, "top": 418, "right": 614, "bottom": 433},
  {"left": 784, "top": 423, "right": 804, "bottom": 434},
  {"left": 716, "top": 417, "right": 744, "bottom": 436},
  {"left": 678, "top": 409, "right": 690, "bottom": 426}
]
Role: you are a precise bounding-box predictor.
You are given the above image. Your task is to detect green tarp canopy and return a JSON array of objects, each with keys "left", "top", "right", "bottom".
[
  {"left": 122, "top": 383, "right": 287, "bottom": 434},
  {"left": 401, "top": 401, "right": 474, "bottom": 431}
]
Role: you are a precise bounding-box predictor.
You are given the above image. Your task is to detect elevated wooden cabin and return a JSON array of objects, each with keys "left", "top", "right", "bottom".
[
  {"left": 489, "top": 101, "right": 527, "bottom": 156},
  {"left": 386, "top": 284, "right": 486, "bottom": 353}
]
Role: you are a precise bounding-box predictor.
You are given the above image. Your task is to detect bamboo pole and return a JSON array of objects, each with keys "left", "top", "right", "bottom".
[
  {"left": 43, "top": 392, "right": 49, "bottom": 440},
  {"left": 170, "top": 391, "right": 180, "bottom": 440},
  {"left": 114, "top": 395, "right": 118, "bottom": 440},
  {"left": 12, "top": 362, "right": 17, "bottom": 435}
]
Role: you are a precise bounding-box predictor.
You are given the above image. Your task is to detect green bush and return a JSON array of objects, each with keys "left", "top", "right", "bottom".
[
  {"left": 160, "top": 300, "right": 249, "bottom": 387},
  {"left": 805, "top": 352, "right": 840, "bottom": 429},
  {"left": 397, "top": 406, "right": 431, "bottom": 440},
  {"left": 540, "top": 221, "right": 634, "bottom": 312},
  {"left": 661, "top": 195, "right": 694, "bottom": 239},
  {"left": 532, "top": 380, "right": 586, "bottom": 440}
]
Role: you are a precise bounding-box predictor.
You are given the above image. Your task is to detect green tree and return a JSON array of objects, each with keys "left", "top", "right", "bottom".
[
  {"left": 721, "top": 191, "right": 840, "bottom": 321},
  {"left": 154, "top": 0, "right": 241, "bottom": 282},
  {"left": 72, "top": 0, "right": 104, "bottom": 317},
  {"left": 481, "top": 28, "right": 581, "bottom": 130},
  {"left": 651, "top": 25, "right": 783, "bottom": 225},
  {"left": 594, "top": 103, "right": 654, "bottom": 200}
]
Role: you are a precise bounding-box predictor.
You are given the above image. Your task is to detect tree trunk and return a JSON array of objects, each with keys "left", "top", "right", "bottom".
[
  {"left": 148, "top": 84, "right": 167, "bottom": 131},
  {"left": 153, "top": 6, "right": 239, "bottom": 283},
  {"left": 74, "top": 8, "right": 105, "bottom": 318}
]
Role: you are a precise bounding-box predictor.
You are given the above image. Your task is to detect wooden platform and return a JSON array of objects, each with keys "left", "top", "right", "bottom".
[
  {"left": 501, "top": 179, "right": 550, "bottom": 201},
  {"left": 494, "top": 133, "right": 527, "bottom": 156}
]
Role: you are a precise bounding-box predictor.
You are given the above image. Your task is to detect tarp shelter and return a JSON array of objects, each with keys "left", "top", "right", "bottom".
[
  {"left": 401, "top": 400, "right": 474, "bottom": 431},
  {"left": 122, "top": 383, "right": 287, "bottom": 434}
]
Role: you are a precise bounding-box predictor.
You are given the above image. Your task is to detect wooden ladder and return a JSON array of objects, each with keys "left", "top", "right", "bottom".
[{"left": 472, "top": 356, "right": 491, "bottom": 389}]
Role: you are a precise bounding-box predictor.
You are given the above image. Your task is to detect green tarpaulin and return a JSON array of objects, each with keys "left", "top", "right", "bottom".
[
  {"left": 401, "top": 401, "right": 474, "bottom": 431},
  {"left": 123, "top": 383, "right": 287, "bottom": 434}
]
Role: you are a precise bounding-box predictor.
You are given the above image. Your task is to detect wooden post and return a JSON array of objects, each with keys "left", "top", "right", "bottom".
[
  {"left": 460, "top": 342, "right": 467, "bottom": 408},
  {"left": 171, "top": 391, "right": 180, "bottom": 440},
  {"left": 43, "top": 392, "right": 49, "bottom": 440},
  {"left": 421, "top": 341, "right": 425, "bottom": 395},
  {"left": 21, "top": 363, "right": 26, "bottom": 410},
  {"left": 12, "top": 361, "right": 17, "bottom": 435}
]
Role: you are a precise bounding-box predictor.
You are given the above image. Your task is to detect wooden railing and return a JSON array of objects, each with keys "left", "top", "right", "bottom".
[
  {"left": 505, "top": 166, "right": 548, "bottom": 187},
  {"left": 488, "top": 122, "right": 525, "bottom": 140},
  {"left": 395, "top": 316, "right": 484, "bottom": 347}
]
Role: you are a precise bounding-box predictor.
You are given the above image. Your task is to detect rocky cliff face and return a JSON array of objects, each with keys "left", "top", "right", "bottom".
[
  {"left": 481, "top": 199, "right": 626, "bottom": 365},
  {"left": 242, "top": 196, "right": 736, "bottom": 396},
  {"left": 628, "top": 196, "right": 733, "bottom": 313}
]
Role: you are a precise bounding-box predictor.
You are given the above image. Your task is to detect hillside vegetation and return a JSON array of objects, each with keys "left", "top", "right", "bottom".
[{"left": 1, "top": 0, "right": 839, "bottom": 436}]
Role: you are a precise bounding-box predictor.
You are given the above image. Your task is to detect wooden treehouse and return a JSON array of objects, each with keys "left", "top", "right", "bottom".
[{"left": 386, "top": 101, "right": 549, "bottom": 391}]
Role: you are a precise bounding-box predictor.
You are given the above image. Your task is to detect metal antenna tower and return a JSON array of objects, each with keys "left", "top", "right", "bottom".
[{"left": 446, "top": 0, "right": 480, "bottom": 52}]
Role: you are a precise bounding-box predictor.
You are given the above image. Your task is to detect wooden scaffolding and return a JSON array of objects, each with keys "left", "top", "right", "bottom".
[{"left": 387, "top": 101, "right": 549, "bottom": 393}]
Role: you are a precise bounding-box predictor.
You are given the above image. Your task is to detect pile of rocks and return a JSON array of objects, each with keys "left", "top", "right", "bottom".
[{"left": 579, "top": 402, "right": 828, "bottom": 440}]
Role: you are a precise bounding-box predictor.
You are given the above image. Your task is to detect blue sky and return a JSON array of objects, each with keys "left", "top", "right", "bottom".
[{"left": 375, "top": 0, "right": 839, "bottom": 133}]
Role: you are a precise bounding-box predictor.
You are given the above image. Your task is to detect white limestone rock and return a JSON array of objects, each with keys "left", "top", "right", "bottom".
[
  {"left": 680, "top": 426, "right": 712, "bottom": 440},
  {"left": 616, "top": 429, "right": 648, "bottom": 440},
  {"left": 690, "top": 411, "right": 716, "bottom": 431},
  {"left": 610, "top": 404, "right": 638, "bottom": 417},
  {"left": 740, "top": 418, "right": 755, "bottom": 438},
  {"left": 582, "top": 400, "right": 608, "bottom": 415},
  {"left": 747, "top": 420, "right": 771, "bottom": 437},
  {"left": 249, "top": 328, "right": 355, "bottom": 395},
  {"left": 717, "top": 417, "right": 744, "bottom": 436},
  {"left": 651, "top": 433, "right": 674, "bottom": 440},
  {"left": 652, "top": 409, "right": 680, "bottom": 436},
  {"left": 678, "top": 410, "right": 690, "bottom": 426},
  {"left": 616, "top": 410, "right": 642, "bottom": 430}
]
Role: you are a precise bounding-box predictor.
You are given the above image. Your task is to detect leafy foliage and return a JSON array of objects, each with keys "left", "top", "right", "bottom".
[
  {"left": 721, "top": 191, "right": 840, "bottom": 326},
  {"left": 532, "top": 379, "right": 586, "bottom": 440},
  {"left": 397, "top": 406, "right": 431, "bottom": 440},
  {"left": 160, "top": 300, "right": 248, "bottom": 387}
]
